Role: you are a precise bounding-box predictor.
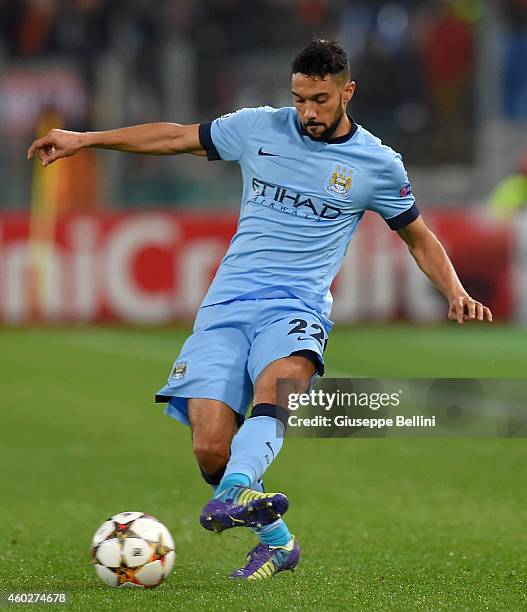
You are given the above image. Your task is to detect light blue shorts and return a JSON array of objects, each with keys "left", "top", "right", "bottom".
[{"left": 155, "top": 297, "right": 333, "bottom": 426}]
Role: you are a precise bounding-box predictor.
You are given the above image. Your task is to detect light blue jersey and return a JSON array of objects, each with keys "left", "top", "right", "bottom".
[
  {"left": 156, "top": 108, "right": 419, "bottom": 424},
  {"left": 198, "top": 106, "right": 418, "bottom": 319}
]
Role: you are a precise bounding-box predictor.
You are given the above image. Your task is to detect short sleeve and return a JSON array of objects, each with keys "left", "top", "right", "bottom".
[
  {"left": 199, "top": 108, "right": 261, "bottom": 162},
  {"left": 369, "top": 155, "right": 420, "bottom": 230}
]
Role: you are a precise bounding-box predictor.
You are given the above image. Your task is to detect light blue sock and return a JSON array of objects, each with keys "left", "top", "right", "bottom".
[
  {"left": 218, "top": 416, "right": 291, "bottom": 547},
  {"left": 254, "top": 519, "right": 292, "bottom": 547},
  {"left": 209, "top": 477, "right": 264, "bottom": 497},
  {"left": 251, "top": 477, "right": 292, "bottom": 546},
  {"left": 223, "top": 416, "right": 285, "bottom": 483},
  {"left": 251, "top": 479, "right": 265, "bottom": 494},
  {"left": 216, "top": 473, "right": 251, "bottom": 500}
]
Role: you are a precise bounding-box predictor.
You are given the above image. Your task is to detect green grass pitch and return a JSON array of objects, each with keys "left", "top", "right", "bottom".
[{"left": 0, "top": 324, "right": 526, "bottom": 610}]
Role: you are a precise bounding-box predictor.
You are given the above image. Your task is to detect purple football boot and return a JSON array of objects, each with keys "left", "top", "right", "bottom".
[
  {"left": 199, "top": 485, "right": 289, "bottom": 533},
  {"left": 229, "top": 536, "right": 300, "bottom": 579}
]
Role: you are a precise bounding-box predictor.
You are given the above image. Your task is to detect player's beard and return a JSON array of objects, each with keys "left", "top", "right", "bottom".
[{"left": 303, "top": 106, "right": 345, "bottom": 143}]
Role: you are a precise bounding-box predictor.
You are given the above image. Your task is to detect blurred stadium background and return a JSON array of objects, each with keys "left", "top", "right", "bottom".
[
  {"left": 0, "top": 0, "right": 526, "bottom": 325},
  {"left": 2, "top": 2, "right": 527, "bottom": 608}
]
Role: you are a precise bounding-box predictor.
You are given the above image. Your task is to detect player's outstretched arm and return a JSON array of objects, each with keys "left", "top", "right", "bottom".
[
  {"left": 397, "top": 216, "right": 493, "bottom": 324},
  {"left": 27, "top": 123, "right": 205, "bottom": 167}
]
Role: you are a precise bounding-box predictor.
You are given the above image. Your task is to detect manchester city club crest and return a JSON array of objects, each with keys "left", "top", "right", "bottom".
[
  {"left": 325, "top": 164, "right": 353, "bottom": 200},
  {"left": 171, "top": 361, "right": 188, "bottom": 380}
]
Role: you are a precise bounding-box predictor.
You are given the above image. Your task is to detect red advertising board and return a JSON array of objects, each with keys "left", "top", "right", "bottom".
[{"left": 0, "top": 210, "right": 515, "bottom": 324}]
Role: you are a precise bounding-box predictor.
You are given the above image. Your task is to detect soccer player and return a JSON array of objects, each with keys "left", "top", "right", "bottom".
[{"left": 28, "top": 39, "right": 492, "bottom": 580}]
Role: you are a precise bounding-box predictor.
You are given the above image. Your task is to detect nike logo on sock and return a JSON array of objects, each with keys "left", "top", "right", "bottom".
[{"left": 265, "top": 441, "right": 275, "bottom": 459}]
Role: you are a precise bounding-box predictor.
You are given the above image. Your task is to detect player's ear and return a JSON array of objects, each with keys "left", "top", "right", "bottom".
[{"left": 342, "top": 81, "right": 356, "bottom": 104}]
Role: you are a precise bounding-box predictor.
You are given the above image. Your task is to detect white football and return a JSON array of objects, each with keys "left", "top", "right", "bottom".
[{"left": 91, "top": 512, "right": 175, "bottom": 588}]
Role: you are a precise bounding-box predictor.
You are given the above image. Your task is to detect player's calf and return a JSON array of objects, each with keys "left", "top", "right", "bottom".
[
  {"left": 189, "top": 398, "right": 239, "bottom": 475},
  {"left": 199, "top": 464, "right": 226, "bottom": 488},
  {"left": 192, "top": 436, "right": 231, "bottom": 476}
]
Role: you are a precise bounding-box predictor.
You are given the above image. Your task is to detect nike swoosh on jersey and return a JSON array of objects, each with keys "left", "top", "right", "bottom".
[{"left": 258, "top": 147, "right": 279, "bottom": 157}]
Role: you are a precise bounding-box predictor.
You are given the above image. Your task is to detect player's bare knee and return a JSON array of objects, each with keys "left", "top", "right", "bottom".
[{"left": 192, "top": 437, "right": 230, "bottom": 474}]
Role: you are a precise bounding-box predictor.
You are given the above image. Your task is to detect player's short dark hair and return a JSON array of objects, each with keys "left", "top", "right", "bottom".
[{"left": 291, "top": 39, "right": 350, "bottom": 81}]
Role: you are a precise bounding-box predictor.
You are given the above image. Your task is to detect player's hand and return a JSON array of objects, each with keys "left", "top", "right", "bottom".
[
  {"left": 27, "top": 129, "right": 84, "bottom": 167},
  {"left": 448, "top": 295, "right": 493, "bottom": 324}
]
